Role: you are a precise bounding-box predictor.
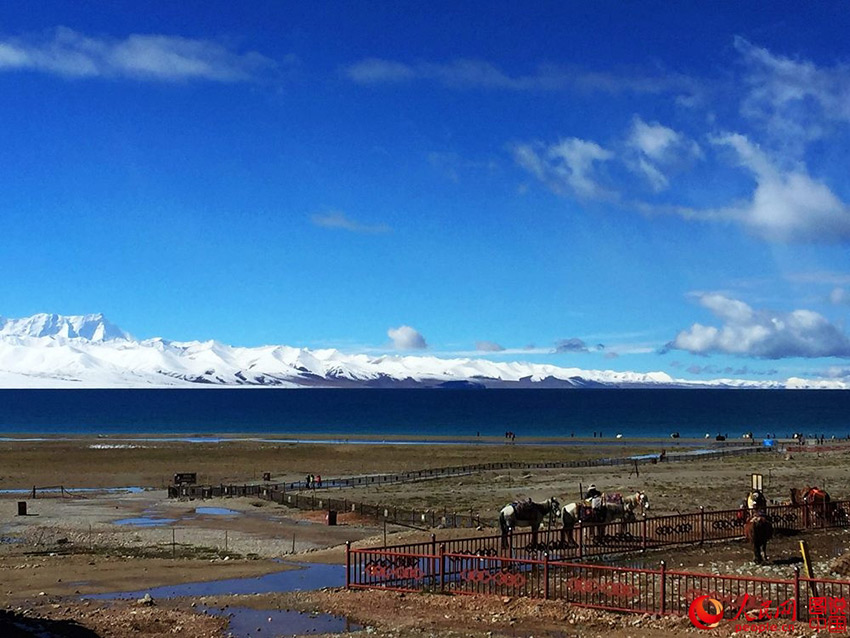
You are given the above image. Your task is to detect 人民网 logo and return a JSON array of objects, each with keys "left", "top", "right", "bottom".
[{"left": 689, "top": 595, "right": 724, "bottom": 629}]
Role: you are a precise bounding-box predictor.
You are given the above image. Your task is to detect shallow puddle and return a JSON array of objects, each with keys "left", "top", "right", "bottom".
[
  {"left": 87, "top": 562, "right": 354, "bottom": 637},
  {"left": 112, "top": 516, "right": 177, "bottom": 527},
  {"left": 195, "top": 506, "right": 241, "bottom": 516},
  {"left": 200, "top": 605, "right": 361, "bottom": 638},
  {"left": 87, "top": 561, "right": 345, "bottom": 599}
]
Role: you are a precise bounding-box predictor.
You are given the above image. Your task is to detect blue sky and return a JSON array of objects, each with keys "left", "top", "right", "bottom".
[{"left": 2, "top": 1, "right": 850, "bottom": 382}]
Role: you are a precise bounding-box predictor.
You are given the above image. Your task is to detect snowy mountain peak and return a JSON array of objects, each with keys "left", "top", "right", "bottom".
[
  {"left": 0, "top": 312, "right": 843, "bottom": 389},
  {"left": 0, "top": 313, "right": 130, "bottom": 342}
]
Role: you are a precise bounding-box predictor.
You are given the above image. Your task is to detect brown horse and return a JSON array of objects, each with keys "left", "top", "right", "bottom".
[
  {"left": 790, "top": 487, "right": 836, "bottom": 524},
  {"left": 744, "top": 512, "right": 773, "bottom": 563}
]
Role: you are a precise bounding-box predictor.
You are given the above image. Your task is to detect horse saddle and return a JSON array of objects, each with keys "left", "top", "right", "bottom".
[
  {"left": 579, "top": 498, "right": 604, "bottom": 522},
  {"left": 605, "top": 492, "right": 623, "bottom": 505},
  {"left": 512, "top": 499, "right": 536, "bottom": 519}
]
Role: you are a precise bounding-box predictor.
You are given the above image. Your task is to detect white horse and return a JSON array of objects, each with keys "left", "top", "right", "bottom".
[
  {"left": 559, "top": 492, "right": 649, "bottom": 545},
  {"left": 499, "top": 497, "right": 560, "bottom": 549}
]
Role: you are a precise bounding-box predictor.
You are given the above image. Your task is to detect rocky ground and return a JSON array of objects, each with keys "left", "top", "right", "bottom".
[{"left": 1, "top": 437, "right": 849, "bottom": 637}]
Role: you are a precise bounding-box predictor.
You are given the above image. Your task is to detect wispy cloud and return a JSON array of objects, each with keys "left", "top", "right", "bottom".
[
  {"left": 513, "top": 138, "right": 614, "bottom": 200},
  {"left": 387, "top": 325, "right": 427, "bottom": 350},
  {"left": 344, "top": 57, "right": 700, "bottom": 97},
  {"left": 0, "top": 27, "right": 275, "bottom": 82},
  {"left": 310, "top": 211, "right": 391, "bottom": 234},
  {"left": 830, "top": 288, "right": 850, "bottom": 306},
  {"left": 735, "top": 36, "right": 850, "bottom": 145},
  {"left": 668, "top": 293, "right": 850, "bottom": 359},
  {"left": 785, "top": 271, "right": 850, "bottom": 286},
  {"left": 554, "top": 338, "right": 606, "bottom": 354},
  {"left": 475, "top": 341, "right": 505, "bottom": 352},
  {"left": 625, "top": 117, "right": 702, "bottom": 192},
  {"left": 636, "top": 132, "right": 850, "bottom": 243},
  {"left": 709, "top": 132, "right": 850, "bottom": 242},
  {"left": 684, "top": 363, "right": 779, "bottom": 376}
]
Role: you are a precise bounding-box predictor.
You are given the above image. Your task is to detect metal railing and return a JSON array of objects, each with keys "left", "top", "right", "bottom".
[{"left": 347, "top": 543, "right": 847, "bottom": 623}]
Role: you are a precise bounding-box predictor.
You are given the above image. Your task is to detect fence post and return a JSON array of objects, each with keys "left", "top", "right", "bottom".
[
  {"left": 543, "top": 553, "right": 550, "bottom": 600},
  {"left": 577, "top": 522, "right": 583, "bottom": 560},
  {"left": 430, "top": 534, "right": 437, "bottom": 581},
  {"left": 699, "top": 506, "right": 705, "bottom": 545},
  {"left": 793, "top": 566, "right": 800, "bottom": 622},
  {"left": 439, "top": 543, "right": 446, "bottom": 593},
  {"left": 345, "top": 542, "right": 351, "bottom": 589},
  {"left": 659, "top": 561, "right": 667, "bottom": 615},
  {"left": 642, "top": 516, "right": 648, "bottom": 552}
]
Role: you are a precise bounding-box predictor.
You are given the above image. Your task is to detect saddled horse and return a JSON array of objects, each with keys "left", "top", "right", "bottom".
[
  {"left": 790, "top": 487, "right": 839, "bottom": 524},
  {"left": 738, "top": 490, "right": 768, "bottom": 524},
  {"left": 744, "top": 512, "right": 773, "bottom": 563},
  {"left": 499, "top": 497, "right": 560, "bottom": 549},
  {"left": 559, "top": 492, "right": 650, "bottom": 545}
]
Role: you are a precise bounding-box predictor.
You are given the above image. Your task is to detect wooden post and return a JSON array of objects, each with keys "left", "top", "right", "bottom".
[
  {"left": 543, "top": 553, "right": 550, "bottom": 600},
  {"left": 800, "top": 540, "right": 818, "bottom": 597},
  {"left": 699, "top": 506, "right": 705, "bottom": 545},
  {"left": 642, "top": 516, "right": 648, "bottom": 552}
]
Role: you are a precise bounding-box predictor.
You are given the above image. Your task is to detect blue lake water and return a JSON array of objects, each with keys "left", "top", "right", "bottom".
[{"left": 0, "top": 388, "right": 848, "bottom": 439}]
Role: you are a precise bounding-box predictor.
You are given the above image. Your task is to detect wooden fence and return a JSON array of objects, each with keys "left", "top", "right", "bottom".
[{"left": 168, "top": 445, "right": 772, "bottom": 529}]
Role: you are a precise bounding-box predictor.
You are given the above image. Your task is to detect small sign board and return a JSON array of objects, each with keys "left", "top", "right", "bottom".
[
  {"left": 173, "top": 472, "right": 197, "bottom": 486},
  {"left": 751, "top": 473, "right": 763, "bottom": 491}
]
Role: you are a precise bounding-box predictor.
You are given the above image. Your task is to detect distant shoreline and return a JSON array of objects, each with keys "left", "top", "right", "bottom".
[{"left": 0, "top": 432, "right": 785, "bottom": 447}]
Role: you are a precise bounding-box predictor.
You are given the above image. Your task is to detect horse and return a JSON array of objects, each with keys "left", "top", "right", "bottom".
[
  {"left": 744, "top": 512, "right": 773, "bottom": 563},
  {"left": 559, "top": 492, "right": 649, "bottom": 545},
  {"left": 499, "top": 497, "right": 560, "bottom": 549},
  {"left": 790, "top": 487, "right": 837, "bottom": 524}
]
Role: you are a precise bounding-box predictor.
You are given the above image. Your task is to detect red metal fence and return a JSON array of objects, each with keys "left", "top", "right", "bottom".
[
  {"left": 375, "top": 500, "right": 849, "bottom": 563},
  {"left": 346, "top": 543, "right": 849, "bottom": 623}
]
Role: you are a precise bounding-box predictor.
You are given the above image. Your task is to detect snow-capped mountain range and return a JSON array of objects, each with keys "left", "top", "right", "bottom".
[{"left": 0, "top": 313, "right": 843, "bottom": 389}]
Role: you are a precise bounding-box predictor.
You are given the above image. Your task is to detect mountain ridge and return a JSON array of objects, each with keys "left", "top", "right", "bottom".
[{"left": 0, "top": 313, "right": 843, "bottom": 389}]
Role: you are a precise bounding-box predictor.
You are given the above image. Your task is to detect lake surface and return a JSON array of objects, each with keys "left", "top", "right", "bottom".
[{"left": 1, "top": 388, "right": 848, "bottom": 440}]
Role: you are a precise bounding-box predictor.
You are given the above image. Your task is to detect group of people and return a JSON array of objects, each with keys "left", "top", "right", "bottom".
[
  {"left": 504, "top": 431, "right": 517, "bottom": 441},
  {"left": 305, "top": 474, "right": 322, "bottom": 488}
]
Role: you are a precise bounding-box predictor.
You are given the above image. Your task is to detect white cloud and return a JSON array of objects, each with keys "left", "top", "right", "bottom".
[
  {"left": 310, "top": 211, "right": 391, "bottom": 234},
  {"left": 0, "top": 27, "right": 275, "bottom": 81},
  {"left": 735, "top": 36, "right": 850, "bottom": 143},
  {"left": 513, "top": 138, "right": 614, "bottom": 200},
  {"left": 344, "top": 57, "right": 700, "bottom": 97},
  {"left": 670, "top": 293, "right": 850, "bottom": 359},
  {"left": 711, "top": 132, "right": 850, "bottom": 242},
  {"left": 626, "top": 117, "right": 702, "bottom": 191},
  {"left": 645, "top": 133, "right": 850, "bottom": 243},
  {"left": 388, "top": 325, "right": 427, "bottom": 350}
]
